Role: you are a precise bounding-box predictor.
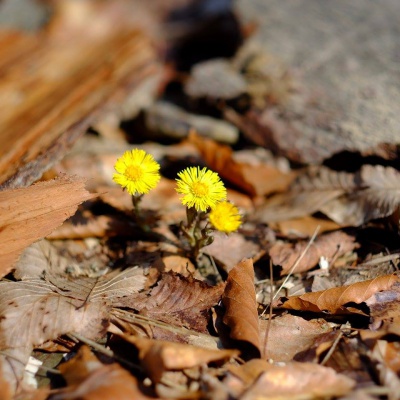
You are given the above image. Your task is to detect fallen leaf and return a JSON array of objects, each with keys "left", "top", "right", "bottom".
[
  {"left": 222, "top": 259, "right": 261, "bottom": 358},
  {"left": 366, "top": 282, "right": 400, "bottom": 335},
  {"left": 269, "top": 231, "right": 358, "bottom": 275},
  {"left": 321, "top": 165, "right": 400, "bottom": 226},
  {"left": 0, "top": 358, "right": 12, "bottom": 400},
  {"left": 57, "top": 345, "right": 155, "bottom": 400},
  {"left": 278, "top": 274, "right": 400, "bottom": 314},
  {"left": 188, "top": 132, "right": 294, "bottom": 197},
  {"left": 0, "top": 241, "right": 146, "bottom": 390},
  {"left": 122, "top": 335, "right": 238, "bottom": 383},
  {"left": 205, "top": 231, "right": 266, "bottom": 272},
  {"left": 47, "top": 212, "right": 134, "bottom": 239},
  {"left": 134, "top": 273, "right": 225, "bottom": 333},
  {"left": 260, "top": 314, "right": 333, "bottom": 362},
  {"left": 369, "top": 340, "right": 400, "bottom": 400},
  {"left": 269, "top": 215, "right": 340, "bottom": 238},
  {"left": 241, "top": 362, "right": 355, "bottom": 399},
  {"left": 0, "top": 175, "right": 94, "bottom": 278},
  {"left": 253, "top": 166, "right": 356, "bottom": 222},
  {"left": 58, "top": 346, "right": 102, "bottom": 386}
]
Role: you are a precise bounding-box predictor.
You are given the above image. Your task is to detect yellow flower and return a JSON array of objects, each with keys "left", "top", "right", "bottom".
[
  {"left": 209, "top": 201, "right": 241, "bottom": 233},
  {"left": 176, "top": 167, "right": 227, "bottom": 212},
  {"left": 113, "top": 149, "right": 160, "bottom": 195}
]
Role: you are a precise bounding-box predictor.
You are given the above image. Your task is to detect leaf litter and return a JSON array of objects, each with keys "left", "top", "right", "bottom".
[{"left": 0, "top": 1, "right": 400, "bottom": 399}]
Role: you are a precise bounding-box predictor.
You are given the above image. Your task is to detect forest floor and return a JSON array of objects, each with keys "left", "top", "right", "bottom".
[{"left": 0, "top": 1, "right": 400, "bottom": 399}]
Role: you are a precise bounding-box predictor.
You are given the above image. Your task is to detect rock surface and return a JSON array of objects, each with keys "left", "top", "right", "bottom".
[{"left": 235, "top": 0, "right": 400, "bottom": 163}]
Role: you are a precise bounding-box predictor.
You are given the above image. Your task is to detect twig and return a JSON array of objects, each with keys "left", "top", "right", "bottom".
[
  {"left": 272, "top": 226, "right": 320, "bottom": 301},
  {"left": 320, "top": 330, "right": 343, "bottom": 366},
  {"left": 68, "top": 332, "right": 141, "bottom": 372},
  {"left": 111, "top": 310, "right": 219, "bottom": 343},
  {"left": 261, "top": 259, "right": 274, "bottom": 359}
]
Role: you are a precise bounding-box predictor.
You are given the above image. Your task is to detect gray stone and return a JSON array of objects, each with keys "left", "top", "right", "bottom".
[{"left": 235, "top": 0, "right": 400, "bottom": 162}]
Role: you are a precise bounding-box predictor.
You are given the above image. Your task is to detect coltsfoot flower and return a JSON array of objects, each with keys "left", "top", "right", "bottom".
[
  {"left": 113, "top": 149, "right": 160, "bottom": 195},
  {"left": 209, "top": 201, "right": 241, "bottom": 233},
  {"left": 176, "top": 167, "right": 227, "bottom": 212}
]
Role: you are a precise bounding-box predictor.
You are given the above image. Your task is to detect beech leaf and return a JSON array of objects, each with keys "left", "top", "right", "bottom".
[
  {"left": 0, "top": 242, "right": 146, "bottom": 389},
  {"left": 134, "top": 272, "right": 225, "bottom": 333},
  {"left": 222, "top": 259, "right": 261, "bottom": 358},
  {"left": 188, "top": 132, "right": 294, "bottom": 197},
  {"left": 122, "top": 335, "right": 239, "bottom": 383},
  {"left": 278, "top": 274, "right": 400, "bottom": 314},
  {"left": 58, "top": 346, "right": 154, "bottom": 400},
  {"left": 254, "top": 166, "right": 355, "bottom": 222},
  {"left": 312, "top": 165, "right": 400, "bottom": 226},
  {"left": 241, "top": 362, "right": 355, "bottom": 399},
  {"left": 269, "top": 231, "right": 358, "bottom": 275}
]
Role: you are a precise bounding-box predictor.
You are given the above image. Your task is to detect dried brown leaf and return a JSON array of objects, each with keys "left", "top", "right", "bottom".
[
  {"left": 135, "top": 273, "right": 225, "bottom": 333},
  {"left": 369, "top": 340, "right": 400, "bottom": 400},
  {"left": 0, "top": 358, "right": 12, "bottom": 400},
  {"left": 205, "top": 231, "right": 266, "bottom": 272},
  {"left": 269, "top": 215, "right": 340, "bottom": 237},
  {"left": 254, "top": 166, "right": 355, "bottom": 223},
  {"left": 47, "top": 213, "right": 133, "bottom": 239},
  {"left": 0, "top": 242, "right": 146, "bottom": 390},
  {"left": 123, "top": 335, "right": 238, "bottom": 383},
  {"left": 269, "top": 231, "right": 358, "bottom": 275},
  {"left": 278, "top": 274, "right": 400, "bottom": 315},
  {"left": 188, "top": 132, "right": 294, "bottom": 197},
  {"left": 58, "top": 346, "right": 154, "bottom": 400},
  {"left": 321, "top": 165, "right": 400, "bottom": 226},
  {"left": 367, "top": 282, "right": 400, "bottom": 336},
  {"left": 222, "top": 259, "right": 260, "bottom": 358},
  {"left": 0, "top": 175, "right": 94, "bottom": 278},
  {"left": 260, "top": 314, "right": 333, "bottom": 362},
  {"left": 241, "top": 362, "right": 355, "bottom": 399}
]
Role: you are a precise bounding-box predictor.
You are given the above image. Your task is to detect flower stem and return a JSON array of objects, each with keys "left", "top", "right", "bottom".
[
  {"left": 181, "top": 207, "right": 214, "bottom": 261},
  {"left": 131, "top": 194, "right": 150, "bottom": 232}
]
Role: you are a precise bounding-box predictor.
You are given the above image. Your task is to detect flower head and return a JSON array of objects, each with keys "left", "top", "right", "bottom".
[
  {"left": 176, "top": 167, "right": 226, "bottom": 212},
  {"left": 209, "top": 201, "right": 241, "bottom": 233},
  {"left": 113, "top": 149, "right": 160, "bottom": 195}
]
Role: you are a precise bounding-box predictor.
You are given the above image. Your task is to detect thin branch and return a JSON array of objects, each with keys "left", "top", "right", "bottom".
[{"left": 273, "top": 226, "right": 320, "bottom": 301}]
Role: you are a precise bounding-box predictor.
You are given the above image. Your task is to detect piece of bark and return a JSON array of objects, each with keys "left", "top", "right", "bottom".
[
  {"left": 0, "top": 2, "right": 160, "bottom": 188},
  {"left": 0, "top": 175, "right": 94, "bottom": 277}
]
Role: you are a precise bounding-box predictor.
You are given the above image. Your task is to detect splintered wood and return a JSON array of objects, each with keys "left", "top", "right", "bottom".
[{"left": 0, "top": 3, "right": 160, "bottom": 188}]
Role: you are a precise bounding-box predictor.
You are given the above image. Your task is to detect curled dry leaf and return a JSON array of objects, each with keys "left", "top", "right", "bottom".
[
  {"left": 0, "top": 175, "right": 94, "bottom": 278},
  {"left": 122, "top": 335, "right": 238, "bottom": 383},
  {"left": 133, "top": 272, "right": 225, "bottom": 333},
  {"left": 269, "top": 231, "right": 359, "bottom": 275},
  {"left": 57, "top": 346, "right": 155, "bottom": 400},
  {"left": 366, "top": 282, "right": 400, "bottom": 335},
  {"left": 369, "top": 340, "right": 400, "bottom": 399},
  {"left": 222, "top": 259, "right": 261, "bottom": 358},
  {"left": 278, "top": 274, "right": 400, "bottom": 315},
  {"left": 241, "top": 362, "right": 355, "bottom": 400},
  {"left": 188, "top": 132, "right": 294, "bottom": 197}
]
